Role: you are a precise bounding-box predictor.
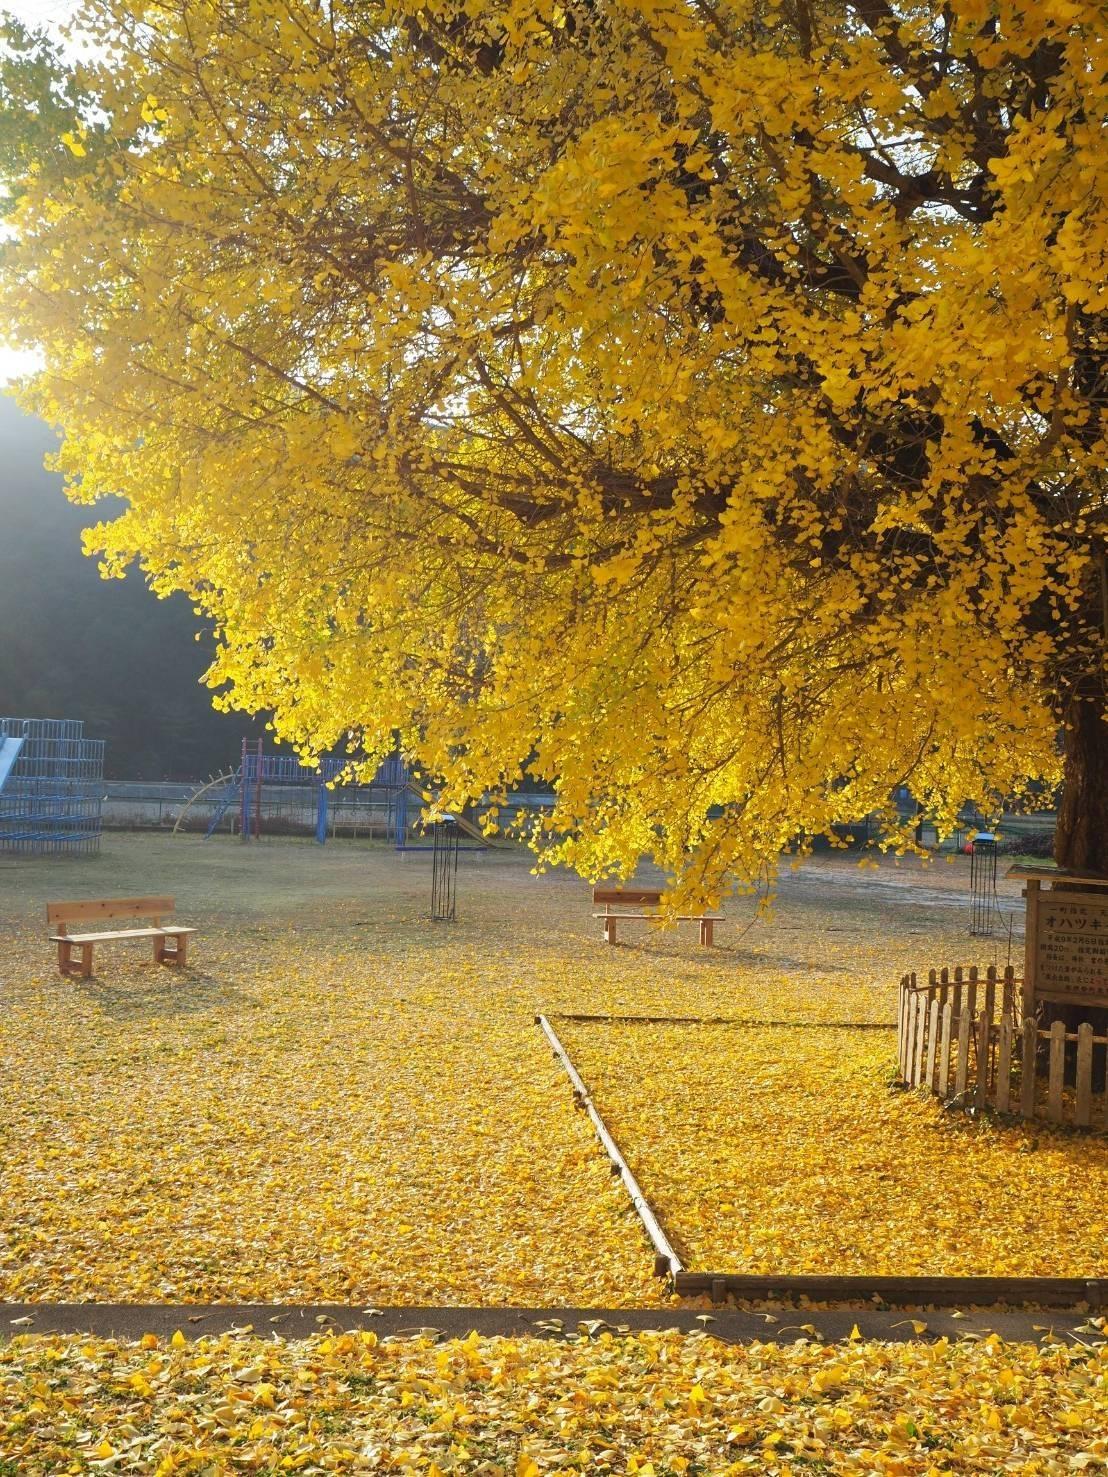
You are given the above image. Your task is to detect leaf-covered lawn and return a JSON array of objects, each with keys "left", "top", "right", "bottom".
[
  {"left": 2, "top": 1327, "right": 1107, "bottom": 1475},
  {"left": 556, "top": 1021, "right": 1108, "bottom": 1277},
  {"left": 0, "top": 833, "right": 1079, "bottom": 1302}
]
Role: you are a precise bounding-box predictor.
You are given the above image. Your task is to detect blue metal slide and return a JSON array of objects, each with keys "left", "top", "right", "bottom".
[{"left": 0, "top": 734, "right": 24, "bottom": 797}]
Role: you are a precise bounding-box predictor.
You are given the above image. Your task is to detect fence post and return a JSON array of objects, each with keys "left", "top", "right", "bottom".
[
  {"left": 955, "top": 991, "right": 972, "bottom": 1100},
  {"left": 903, "top": 990, "right": 915, "bottom": 1083},
  {"left": 912, "top": 991, "right": 928, "bottom": 1087},
  {"left": 1002, "top": 965, "right": 1015, "bottom": 1018},
  {"left": 926, "top": 996, "right": 940, "bottom": 1093},
  {"left": 976, "top": 968, "right": 996, "bottom": 1112},
  {"left": 938, "top": 1000, "right": 954, "bottom": 1100},
  {"left": 995, "top": 1009, "right": 1012, "bottom": 1114},
  {"left": 1048, "top": 1020, "right": 1066, "bottom": 1124},
  {"left": 901, "top": 973, "right": 916, "bottom": 1078},
  {"left": 1020, "top": 1018, "right": 1037, "bottom": 1119},
  {"left": 1076, "top": 1023, "right": 1094, "bottom": 1129}
]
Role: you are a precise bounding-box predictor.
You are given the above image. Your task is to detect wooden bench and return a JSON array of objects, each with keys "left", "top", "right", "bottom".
[
  {"left": 592, "top": 887, "right": 722, "bottom": 947},
  {"left": 47, "top": 896, "right": 196, "bottom": 979}
]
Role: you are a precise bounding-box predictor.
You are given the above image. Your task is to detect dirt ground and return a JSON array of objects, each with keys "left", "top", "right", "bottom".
[{"left": 3, "top": 833, "right": 1086, "bottom": 1306}]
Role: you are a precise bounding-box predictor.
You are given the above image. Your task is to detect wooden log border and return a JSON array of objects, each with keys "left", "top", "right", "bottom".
[
  {"left": 673, "top": 1273, "right": 1105, "bottom": 1310},
  {"left": 540, "top": 1013, "right": 1106, "bottom": 1310},
  {"left": 535, "top": 1014, "right": 684, "bottom": 1278},
  {"left": 548, "top": 1013, "right": 896, "bottom": 1030}
]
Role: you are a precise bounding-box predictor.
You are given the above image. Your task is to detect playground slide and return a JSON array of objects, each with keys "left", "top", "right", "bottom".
[
  {"left": 0, "top": 734, "right": 24, "bottom": 797},
  {"left": 449, "top": 809, "right": 493, "bottom": 845},
  {"left": 404, "top": 782, "right": 496, "bottom": 846}
]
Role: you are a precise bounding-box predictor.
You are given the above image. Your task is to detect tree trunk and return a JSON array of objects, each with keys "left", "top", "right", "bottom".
[{"left": 1054, "top": 691, "right": 1108, "bottom": 873}]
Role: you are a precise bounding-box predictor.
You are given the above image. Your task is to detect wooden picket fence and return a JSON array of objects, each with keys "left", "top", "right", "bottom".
[{"left": 897, "top": 965, "right": 1108, "bottom": 1132}]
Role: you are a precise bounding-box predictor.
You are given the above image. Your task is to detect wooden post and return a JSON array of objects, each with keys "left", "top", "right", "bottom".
[
  {"left": 1048, "top": 1020, "right": 1066, "bottom": 1124},
  {"left": 1076, "top": 1023, "right": 1094, "bottom": 1129},
  {"left": 938, "top": 1000, "right": 954, "bottom": 1099},
  {"left": 912, "top": 994, "right": 927, "bottom": 1087},
  {"left": 996, "top": 1010, "right": 1012, "bottom": 1114},
  {"left": 898, "top": 977, "right": 911, "bottom": 1077},
  {"left": 1020, "top": 1018, "right": 1038, "bottom": 1119},
  {"left": 926, "top": 997, "right": 940, "bottom": 1093},
  {"left": 955, "top": 998, "right": 972, "bottom": 1100},
  {"left": 976, "top": 968, "right": 996, "bottom": 1111},
  {"left": 908, "top": 992, "right": 918, "bottom": 1085},
  {"left": 975, "top": 1003, "right": 991, "bottom": 1111},
  {"left": 1002, "top": 965, "right": 1015, "bottom": 1018},
  {"left": 1022, "top": 880, "right": 1040, "bottom": 1017}
]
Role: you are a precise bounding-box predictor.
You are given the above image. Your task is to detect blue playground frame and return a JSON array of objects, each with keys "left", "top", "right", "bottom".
[
  {"left": 205, "top": 742, "right": 487, "bottom": 850},
  {"left": 0, "top": 716, "right": 105, "bottom": 856}
]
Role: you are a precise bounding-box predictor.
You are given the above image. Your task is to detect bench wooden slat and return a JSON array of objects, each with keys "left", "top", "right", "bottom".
[
  {"left": 49, "top": 927, "right": 197, "bottom": 944},
  {"left": 46, "top": 896, "right": 176, "bottom": 925},
  {"left": 592, "top": 888, "right": 664, "bottom": 907},
  {"left": 591, "top": 913, "right": 722, "bottom": 922}
]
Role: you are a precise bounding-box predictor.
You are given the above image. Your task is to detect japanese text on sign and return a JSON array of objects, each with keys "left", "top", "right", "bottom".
[{"left": 1035, "top": 894, "right": 1108, "bottom": 1004}]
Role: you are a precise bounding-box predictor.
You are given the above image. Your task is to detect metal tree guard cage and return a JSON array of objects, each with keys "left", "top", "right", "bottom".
[
  {"left": 431, "top": 818, "right": 459, "bottom": 921},
  {"left": 0, "top": 717, "right": 105, "bottom": 856},
  {"left": 970, "top": 832, "right": 999, "bottom": 937}
]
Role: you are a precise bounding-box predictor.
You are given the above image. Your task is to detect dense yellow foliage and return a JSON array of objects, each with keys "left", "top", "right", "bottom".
[
  {"left": 2, "top": 0, "right": 1107, "bottom": 897},
  {"left": 4, "top": 1327, "right": 1108, "bottom": 1474}
]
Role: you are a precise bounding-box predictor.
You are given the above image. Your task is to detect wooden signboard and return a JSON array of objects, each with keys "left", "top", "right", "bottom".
[{"left": 1010, "top": 866, "right": 1108, "bottom": 1013}]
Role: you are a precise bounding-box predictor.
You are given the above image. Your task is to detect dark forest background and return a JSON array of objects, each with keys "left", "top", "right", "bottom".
[{"left": 0, "top": 394, "right": 269, "bottom": 779}]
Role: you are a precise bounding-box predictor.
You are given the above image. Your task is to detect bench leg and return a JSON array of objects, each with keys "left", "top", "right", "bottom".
[
  {"left": 56, "top": 939, "right": 93, "bottom": 978},
  {"left": 602, "top": 915, "right": 617, "bottom": 945},
  {"left": 158, "top": 935, "right": 188, "bottom": 968},
  {"left": 700, "top": 919, "right": 714, "bottom": 947}
]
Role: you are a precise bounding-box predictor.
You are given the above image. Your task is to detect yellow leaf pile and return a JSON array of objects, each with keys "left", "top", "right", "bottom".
[
  {"left": 3, "top": 1327, "right": 1108, "bottom": 1474},
  {"left": 0, "top": 834, "right": 1093, "bottom": 1300},
  {"left": 557, "top": 1020, "right": 1108, "bottom": 1277}
]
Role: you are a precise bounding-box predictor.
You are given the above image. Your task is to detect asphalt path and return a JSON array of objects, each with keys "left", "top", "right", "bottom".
[{"left": 1, "top": 1303, "right": 1101, "bottom": 1346}]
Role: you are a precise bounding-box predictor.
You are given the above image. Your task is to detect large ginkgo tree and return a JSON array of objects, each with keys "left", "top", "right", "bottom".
[{"left": 2, "top": 0, "right": 1106, "bottom": 900}]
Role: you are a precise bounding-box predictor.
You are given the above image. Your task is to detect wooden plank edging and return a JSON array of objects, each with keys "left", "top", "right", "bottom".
[
  {"left": 547, "top": 1013, "right": 896, "bottom": 1030},
  {"left": 673, "top": 1273, "right": 1106, "bottom": 1310},
  {"left": 535, "top": 1014, "right": 684, "bottom": 1279}
]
